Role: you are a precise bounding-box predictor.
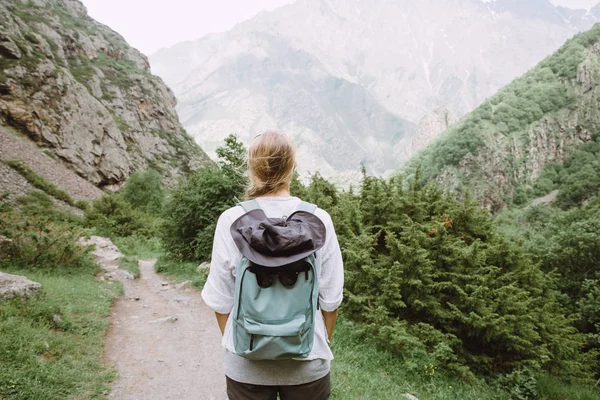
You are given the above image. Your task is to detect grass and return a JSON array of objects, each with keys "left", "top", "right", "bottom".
[
  {"left": 537, "top": 375, "right": 600, "bottom": 400},
  {"left": 154, "top": 255, "right": 208, "bottom": 289},
  {"left": 330, "top": 318, "right": 510, "bottom": 400},
  {"left": 330, "top": 319, "right": 600, "bottom": 400},
  {"left": 2, "top": 159, "right": 86, "bottom": 210},
  {"left": 0, "top": 266, "right": 122, "bottom": 399},
  {"left": 112, "top": 236, "right": 163, "bottom": 279}
]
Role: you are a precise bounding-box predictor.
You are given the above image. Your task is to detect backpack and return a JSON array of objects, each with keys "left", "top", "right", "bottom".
[{"left": 230, "top": 199, "right": 326, "bottom": 360}]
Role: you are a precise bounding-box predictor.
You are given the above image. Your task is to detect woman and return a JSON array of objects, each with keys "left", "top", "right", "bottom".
[{"left": 201, "top": 131, "right": 344, "bottom": 399}]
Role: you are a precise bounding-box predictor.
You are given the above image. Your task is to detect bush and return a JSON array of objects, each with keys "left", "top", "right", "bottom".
[
  {"left": 160, "top": 135, "right": 247, "bottom": 261},
  {"left": 0, "top": 197, "right": 93, "bottom": 272},
  {"left": 333, "top": 174, "right": 592, "bottom": 380},
  {"left": 84, "top": 193, "right": 158, "bottom": 238},
  {"left": 120, "top": 169, "right": 166, "bottom": 215},
  {"left": 161, "top": 165, "right": 243, "bottom": 261},
  {"left": 497, "top": 367, "right": 539, "bottom": 400}
]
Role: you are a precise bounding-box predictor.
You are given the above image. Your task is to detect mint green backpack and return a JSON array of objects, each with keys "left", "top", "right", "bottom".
[{"left": 230, "top": 200, "right": 325, "bottom": 360}]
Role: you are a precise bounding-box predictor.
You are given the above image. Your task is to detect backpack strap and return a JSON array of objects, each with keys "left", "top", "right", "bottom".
[
  {"left": 296, "top": 201, "right": 317, "bottom": 214},
  {"left": 238, "top": 199, "right": 261, "bottom": 212}
]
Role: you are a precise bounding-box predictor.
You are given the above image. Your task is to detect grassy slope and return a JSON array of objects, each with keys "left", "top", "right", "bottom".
[{"left": 0, "top": 267, "right": 122, "bottom": 399}]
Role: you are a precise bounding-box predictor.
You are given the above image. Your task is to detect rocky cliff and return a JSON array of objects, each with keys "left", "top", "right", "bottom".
[
  {"left": 0, "top": 0, "right": 211, "bottom": 188},
  {"left": 408, "top": 108, "right": 457, "bottom": 156},
  {"left": 405, "top": 24, "right": 600, "bottom": 211}
]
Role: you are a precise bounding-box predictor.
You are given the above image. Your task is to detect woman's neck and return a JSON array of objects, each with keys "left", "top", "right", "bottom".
[{"left": 262, "top": 185, "right": 291, "bottom": 197}]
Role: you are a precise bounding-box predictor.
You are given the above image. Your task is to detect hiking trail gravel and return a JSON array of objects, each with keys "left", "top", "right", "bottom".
[{"left": 105, "top": 259, "right": 226, "bottom": 400}]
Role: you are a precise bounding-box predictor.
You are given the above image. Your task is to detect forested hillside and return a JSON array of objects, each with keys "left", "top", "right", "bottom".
[{"left": 405, "top": 23, "right": 600, "bottom": 211}]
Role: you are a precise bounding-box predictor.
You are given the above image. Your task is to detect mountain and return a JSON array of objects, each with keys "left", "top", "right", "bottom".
[
  {"left": 491, "top": 0, "right": 598, "bottom": 28},
  {"left": 150, "top": 0, "right": 598, "bottom": 180},
  {"left": 404, "top": 23, "right": 600, "bottom": 211},
  {"left": 0, "top": 0, "right": 211, "bottom": 188}
]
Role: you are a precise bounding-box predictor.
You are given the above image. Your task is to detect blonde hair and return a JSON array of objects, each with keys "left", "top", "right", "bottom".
[{"left": 246, "top": 131, "right": 296, "bottom": 199}]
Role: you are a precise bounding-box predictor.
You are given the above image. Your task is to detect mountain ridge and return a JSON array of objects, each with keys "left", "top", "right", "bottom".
[{"left": 150, "top": 0, "right": 597, "bottom": 180}]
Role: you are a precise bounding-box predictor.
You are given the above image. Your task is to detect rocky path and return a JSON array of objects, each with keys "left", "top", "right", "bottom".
[{"left": 105, "top": 259, "right": 226, "bottom": 400}]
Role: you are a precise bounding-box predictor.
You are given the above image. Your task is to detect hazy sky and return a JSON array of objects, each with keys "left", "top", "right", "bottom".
[
  {"left": 82, "top": 0, "right": 598, "bottom": 56},
  {"left": 81, "top": 0, "right": 294, "bottom": 55},
  {"left": 550, "top": 0, "right": 598, "bottom": 8}
]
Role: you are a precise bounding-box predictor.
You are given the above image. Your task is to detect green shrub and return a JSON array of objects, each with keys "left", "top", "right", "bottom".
[
  {"left": 120, "top": 169, "right": 166, "bottom": 215},
  {"left": 85, "top": 193, "right": 158, "bottom": 238},
  {"left": 497, "top": 367, "right": 539, "bottom": 400},
  {"left": 17, "top": 191, "right": 84, "bottom": 226},
  {"left": 161, "top": 165, "right": 243, "bottom": 261},
  {"left": 75, "top": 199, "right": 90, "bottom": 211},
  {"left": 160, "top": 135, "right": 246, "bottom": 261},
  {"left": 0, "top": 199, "right": 93, "bottom": 272},
  {"left": 495, "top": 200, "right": 600, "bottom": 375},
  {"left": 334, "top": 174, "right": 592, "bottom": 380}
]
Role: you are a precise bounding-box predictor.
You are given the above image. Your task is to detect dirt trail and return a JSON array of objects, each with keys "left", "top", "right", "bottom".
[{"left": 105, "top": 259, "right": 226, "bottom": 400}]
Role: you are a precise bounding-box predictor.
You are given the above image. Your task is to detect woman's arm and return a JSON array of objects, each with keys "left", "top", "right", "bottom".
[
  {"left": 321, "top": 309, "right": 338, "bottom": 341},
  {"left": 215, "top": 312, "right": 229, "bottom": 335},
  {"left": 318, "top": 213, "right": 344, "bottom": 342}
]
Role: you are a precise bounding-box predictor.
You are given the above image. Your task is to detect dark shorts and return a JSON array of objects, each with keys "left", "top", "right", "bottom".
[{"left": 226, "top": 373, "right": 331, "bottom": 400}]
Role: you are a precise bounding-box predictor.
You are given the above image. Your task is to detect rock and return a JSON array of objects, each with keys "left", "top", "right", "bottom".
[
  {"left": 173, "top": 296, "right": 192, "bottom": 304},
  {"left": 0, "top": 35, "right": 22, "bottom": 59},
  {"left": 409, "top": 107, "right": 457, "bottom": 156},
  {"left": 161, "top": 281, "right": 169, "bottom": 286},
  {"left": 116, "top": 270, "right": 135, "bottom": 280},
  {"left": 401, "top": 395, "right": 419, "bottom": 400},
  {"left": 104, "top": 272, "right": 117, "bottom": 280},
  {"left": 175, "top": 280, "right": 191, "bottom": 290},
  {"left": 531, "top": 189, "right": 559, "bottom": 207},
  {"left": 0, "top": 272, "right": 42, "bottom": 299},
  {"left": 149, "top": 316, "right": 178, "bottom": 324},
  {"left": 0, "top": 234, "right": 12, "bottom": 243},
  {"left": 53, "top": 314, "right": 62, "bottom": 324},
  {"left": 197, "top": 262, "right": 210, "bottom": 271},
  {"left": 79, "top": 236, "right": 123, "bottom": 271}
]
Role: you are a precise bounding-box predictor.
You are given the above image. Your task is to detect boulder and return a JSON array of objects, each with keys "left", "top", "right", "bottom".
[
  {"left": 401, "top": 395, "right": 419, "bottom": 400},
  {"left": 0, "top": 34, "right": 21, "bottom": 59},
  {"left": 79, "top": 236, "right": 123, "bottom": 270},
  {"left": 0, "top": 272, "right": 42, "bottom": 299},
  {"left": 197, "top": 262, "right": 210, "bottom": 271}
]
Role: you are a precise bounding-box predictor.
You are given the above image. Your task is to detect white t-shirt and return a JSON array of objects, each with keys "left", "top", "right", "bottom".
[{"left": 201, "top": 196, "right": 344, "bottom": 363}]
